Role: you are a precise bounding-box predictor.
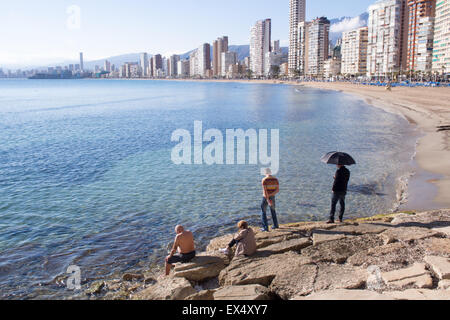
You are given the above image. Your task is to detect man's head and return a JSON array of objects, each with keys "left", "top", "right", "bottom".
[
  {"left": 175, "top": 225, "right": 184, "bottom": 234},
  {"left": 237, "top": 221, "right": 249, "bottom": 230},
  {"left": 265, "top": 168, "right": 272, "bottom": 176}
]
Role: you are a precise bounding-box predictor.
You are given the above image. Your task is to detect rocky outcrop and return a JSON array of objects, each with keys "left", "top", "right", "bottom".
[
  {"left": 381, "top": 263, "right": 433, "bottom": 289},
  {"left": 173, "top": 254, "right": 228, "bottom": 282},
  {"left": 424, "top": 255, "right": 450, "bottom": 280},
  {"left": 213, "top": 285, "right": 271, "bottom": 300},
  {"left": 131, "top": 277, "right": 196, "bottom": 300}
]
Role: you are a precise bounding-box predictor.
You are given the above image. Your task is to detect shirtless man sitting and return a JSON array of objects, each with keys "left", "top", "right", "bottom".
[{"left": 165, "top": 225, "right": 196, "bottom": 276}]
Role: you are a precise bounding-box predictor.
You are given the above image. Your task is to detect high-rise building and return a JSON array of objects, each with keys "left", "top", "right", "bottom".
[
  {"left": 307, "top": 17, "right": 330, "bottom": 76},
  {"left": 250, "top": 19, "right": 272, "bottom": 77},
  {"left": 190, "top": 50, "right": 199, "bottom": 77},
  {"left": 104, "top": 60, "right": 111, "bottom": 72},
  {"left": 289, "top": 0, "right": 306, "bottom": 77},
  {"left": 80, "top": 52, "right": 84, "bottom": 71},
  {"left": 432, "top": 0, "right": 450, "bottom": 73},
  {"left": 341, "top": 27, "right": 369, "bottom": 75},
  {"left": 367, "top": 0, "right": 409, "bottom": 77},
  {"left": 407, "top": 0, "right": 436, "bottom": 73},
  {"left": 177, "top": 60, "right": 190, "bottom": 77},
  {"left": 197, "top": 43, "right": 211, "bottom": 77},
  {"left": 152, "top": 54, "right": 163, "bottom": 77},
  {"left": 297, "top": 21, "right": 311, "bottom": 76},
  {"left": 213, "top": 37, "right": 229, "bottom": 76},
  {"left": 169, "top": 55, "right": 180, "bottom": 77},
  {"left": 221, "top": 51, "right": 237, "bottom": 77},
  {"left": 140, "top": 53, "right": 149, "bottom": 77}
]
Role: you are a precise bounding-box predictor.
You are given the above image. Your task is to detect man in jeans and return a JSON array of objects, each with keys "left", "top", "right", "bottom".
[
  {"left": 261, "top": 168, "right": 280, "bottom": 232},
  {"left": 328, "top": 164, "right": 351, "bottom": 224}
]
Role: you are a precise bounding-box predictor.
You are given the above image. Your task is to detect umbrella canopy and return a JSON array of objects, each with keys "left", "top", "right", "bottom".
[{"left": 321, "top": 152, "right": 356, "bottom": 166}]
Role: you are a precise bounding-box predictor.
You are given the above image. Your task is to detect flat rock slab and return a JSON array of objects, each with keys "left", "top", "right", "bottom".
[
  {"left": 131, "top": 277, "right": 196, "bottom": 300},
  {"left": 270, "top": 263, "right": 368, "bottom": 300},
  {"left": 381, "top": 227, "right": 440, "bottom": 244},
  {"left": 433, "top": 226, "right": 450, "bottom": 237},
  {"left": 185, "top": 290, "right": 216, "bottom": 301},
  {"left": 424, "top": 255, "right": 450, "bottom": 280},
  {"left": 390, "top": 210, "right": 450, "bottom": 228},
  {"left": 292, "top": 289, "right": 393, "bottom": 301},
  {"left": 219, "top": 251, "right": 311, "bottom": 287},
  {"left": 213, "top": 285, "right": 271, "bottom": 301},
  {"left": 347, "top": 242, "right": 425, "bottom": 271},
  {"left": 263, "top": 238, "right": 312, "bottom": 254},
  {"left": 332, "top": 223, "right": 390, "bottom": 235},
  {"left": 387, "top": 289, "right": 450, "bottom": 300},
  {"left": 438, "top": 280, "right": 450, "bottom": 290},
  {"left": 174, "top": 255, "right": 227, "bottom": 282},
  {"left": 382, "top": 263, "right": 433, "bottom": 289},
  {"left": 312, "top": 232, "right": 348, "bottom": 246},
  {"left": 302, "top": 234, "right": 384, "bottom": 264}
]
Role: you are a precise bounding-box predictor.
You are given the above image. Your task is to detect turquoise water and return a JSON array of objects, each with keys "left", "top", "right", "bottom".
[{"left": 0, "top": 79, "right": 417, "bottom": 298}]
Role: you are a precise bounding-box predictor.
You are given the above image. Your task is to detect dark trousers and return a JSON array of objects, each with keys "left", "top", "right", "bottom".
[
  {"left": 228, "top": 239, "right": 238, "bottom": 248},
  {"left": 261, "top": 197, "right": 279, "bottom": 231},
  {"left": 329, "top": 192, "right": 346, "bottom": 221}
]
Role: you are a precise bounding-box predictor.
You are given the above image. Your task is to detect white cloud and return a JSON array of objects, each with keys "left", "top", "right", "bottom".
[{"left": 330, "top": 16, "right": 365, "bottom": 34}]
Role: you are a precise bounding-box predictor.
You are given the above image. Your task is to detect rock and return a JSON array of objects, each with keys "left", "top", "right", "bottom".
[
  {"left": 173, "top": 254, "right": 227, "bottom": 282},
  {"left": 219, "top": 251, "right": 311, "bottom": 287},
  {"left": 438, "top": 280, "right": 450, "bottom": 290},
  {"left": 347, "top": 242, "right": 426, "bottom": 272},
  {"left": 102, "top": 290, "right": 129, "bottom": 300},
  {"left": 185, "top": 290, "right": 216, "bottom": 300},
  {"left": 86, "top": 281, "right": 105, "bottom": 295},
  {"left": 213, "top": 285, "right": 271, "bottom": 300},
  {"left": 390, "top": 210, "right": 450, "bottom": 228},
  {"left": 381, "top": 263, "right": 433, "bottom": 289},
  {"left": 270, "top": 263, "right": 367, "bottom": 300},
  {"left": 312, "top": 232, "right": 348, "bottom": 246},
  {"left": 131, "top": 277, "right": 196, "bottom": 300},
  {"left": 420, "top": 237, "right": 450, "bottom": 256},
  {"left": 424, "top": 255, "right": 450, "bottom": 280},
  {"left": 301, "top": 234, "right": 384, "bottom": 264},
  {"left": 332, "top": 223, "right": 390, "bottom": 235},
  {"left": 122, "top": 273, "right": 144, "bottom": 282},
  {"left": 263, "top": 238, "right": 312, "bottom": 254},
  {"left": 206, "top": 235, "right": 234, "bottom": 252},
  {"left": 386, "top": 289, "right": 450, "bottom": 300},
  {"left": 292, "top": 289, "right": 393, "bottom": 300},
  {"left": 381, "top": 227, "right": 440, "bottom": 244},
  {"left": 432, "top": 226, "right": 450, "bottom": 237}
]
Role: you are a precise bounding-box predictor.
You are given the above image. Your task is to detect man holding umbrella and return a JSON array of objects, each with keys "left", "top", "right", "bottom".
[{"left": 321, "top": 152, "right": 354, "bottom": 224}]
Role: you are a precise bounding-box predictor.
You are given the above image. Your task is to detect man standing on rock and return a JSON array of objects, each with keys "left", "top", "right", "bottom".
[
  {"left": 261, "top": 168, "right": 280, "bottom": 232},
  {"left": 165, "top": 225, "right": 196, "bottom": 276},
  {"left": 328, "top": 164, "right": 351, "bottom": 224}
]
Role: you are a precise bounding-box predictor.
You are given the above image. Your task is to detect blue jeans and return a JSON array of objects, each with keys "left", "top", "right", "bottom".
[
  {"left": 329, "top": 192, "right": 346, "bottom": 221},
  {"left": 261, "top": 197, "right": 279, "bottom": 231}
]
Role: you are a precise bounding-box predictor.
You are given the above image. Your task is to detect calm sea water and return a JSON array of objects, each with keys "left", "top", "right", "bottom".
[{"left": 0, "top": 79, "right": 418, "bottom": 299}]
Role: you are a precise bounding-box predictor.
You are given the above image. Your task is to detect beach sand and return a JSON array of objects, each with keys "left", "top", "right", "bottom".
[{"left": 296, "top": 82, "right": 450, "bottom": 208}]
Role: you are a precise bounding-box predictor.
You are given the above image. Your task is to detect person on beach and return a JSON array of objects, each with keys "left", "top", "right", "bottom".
[
  {"left": 165, "top": 225, "right": 196, "bottom": 276},
  {"left": 261, "top": 168, "right": 280, "bottom": 232},
  {"left": 328, "top": 164, "right": 351, "bottom": 224},
  {"left": 219, "top": 221, "right": 257, "bottom": 257}
]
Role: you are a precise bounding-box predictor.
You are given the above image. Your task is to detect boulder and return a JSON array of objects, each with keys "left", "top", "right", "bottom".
[
  {"left": 213, "top": 285, "right": 271, "bottom": 300},
  {"left": 301, "top": 234, "right": 384, "bottom": 264},
  {"left": 206, "top": 235, "right": 234, "bottom": 252},
  {"left": 173, "top": 254, "right": 228, "bottom": 282},
  {"left": 270, "top": 263, "right": 367, "bottom": 300},
  {"left": 263, "top": 238, "right": 312, "bottom": 254},
  {"left": 292, "top": 289, "right": 393, "bottom": 301},
  {"left": 185, "top": 290, "right": 216, "bottom": 301},
  {"left": 380, "top": 227, "right": 440, "bottom": 244},
  {"left": 347, "top": 242, "right": 426, "bottom": 272},
  {"left": 85, "top": 281, "right": 105, "bottom": 295},
  {"left": 219, "top": 251, "right": 311, "bottom": 287},
  {"left": 122, "top": 273, "right": 144, "bottom": 282},
  {"left": 424, "top": 255, "right": 450, "bottom": 280},
  {"left": 131, "top": 277, "right": 196, "bottom": 300},
  {"left": 381, "top": 263, "right": 433, "bottom": 289}
]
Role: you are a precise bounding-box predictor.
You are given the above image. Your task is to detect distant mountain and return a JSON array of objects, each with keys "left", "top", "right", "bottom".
[
  {"left": 329, "top": 12, "right": 369, "bottom": 45},
  {"left": 179, "top": 45, "right": 287, "bottom": 61}
]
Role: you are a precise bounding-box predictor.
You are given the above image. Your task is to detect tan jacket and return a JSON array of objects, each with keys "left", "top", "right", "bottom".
[{"left": 234, "top": 228, "right": 257, "bottom": 257}]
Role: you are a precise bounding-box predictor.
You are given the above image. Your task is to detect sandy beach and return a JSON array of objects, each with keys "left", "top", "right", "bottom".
[{"left": 295, "top": 82, "right": 450, "bottom": 208}]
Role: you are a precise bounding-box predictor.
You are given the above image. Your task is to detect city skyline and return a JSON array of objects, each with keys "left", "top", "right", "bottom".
[{"left": 0, "top": 0, "right": 375, "bottom": 68}]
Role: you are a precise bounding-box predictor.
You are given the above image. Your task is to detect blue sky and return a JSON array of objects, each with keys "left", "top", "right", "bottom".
[{"left": 0, "top": 0, "right": 375, "bottom": 67}]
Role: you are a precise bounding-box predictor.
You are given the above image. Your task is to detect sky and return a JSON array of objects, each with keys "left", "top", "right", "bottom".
[{"left": 0, "top": 0, "right": 375, "bottom": 68}]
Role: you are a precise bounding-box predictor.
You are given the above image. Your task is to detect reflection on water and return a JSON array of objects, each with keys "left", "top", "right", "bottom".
[{"left": 0, "top": 80, "right": 418, "bottom": 299}]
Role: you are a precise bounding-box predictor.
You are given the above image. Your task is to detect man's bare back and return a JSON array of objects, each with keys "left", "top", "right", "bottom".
[{"left": 173, "top": 231, "right": 195, "bottom": 254}]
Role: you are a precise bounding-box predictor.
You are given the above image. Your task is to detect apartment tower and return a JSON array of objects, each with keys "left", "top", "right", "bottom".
[
  {"left": 341, "top": 27, "right": 369, "bottom": 75},
  {"left": 432, "top": 0, "right": 450, "bottom": 73},
  {"left": 250, "top": 19, "right": 272, "bottom": 77},
  {"left": 289, "top": 0, "right": 306, "bottom": 77}
]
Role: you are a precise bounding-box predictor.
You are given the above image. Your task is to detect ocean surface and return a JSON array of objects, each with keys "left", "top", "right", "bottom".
[{"left": 0, "top": 79, "right": 418, "bottom": 299}]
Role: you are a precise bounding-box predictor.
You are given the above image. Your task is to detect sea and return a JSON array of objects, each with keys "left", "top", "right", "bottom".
[{"left": 0, "top": 79, "right": 420, "bottom": 299}]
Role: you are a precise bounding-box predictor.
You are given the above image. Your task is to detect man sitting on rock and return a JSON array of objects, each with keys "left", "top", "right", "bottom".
[
  {"left": 165, "top": 225, "right": 196, "bottom": 276},
  {"left": 219, "top": 221, "right": 257, "bottom": 257}
]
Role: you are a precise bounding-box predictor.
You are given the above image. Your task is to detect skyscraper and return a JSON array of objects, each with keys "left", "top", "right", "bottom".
[
  {"left": 297, "top": 21, "right": 311, "bottom": 76},
  {"left": 221, "top": 51, "right": 237, "bottom": 77},
  {"left": 152, "top": 54, "right": 163, "bottom": 77},
  {"left": 432, "top": 0, "right": 450, "bottom": 73},
  {"left": 289, "top": 0, "right": 306, "bottom": 77},
  {"left": 341, "top": 27, "right": 369, "bottom": 75},
  {"left": 140, "top": 53, "right": 149, "bottom": 77},
  {"left": 213, "top": 37, "right": 229, "bottom": 77},
  {"left": 250, "top": 19, "right": 272, "bottom": 77},
  {"left": 169, "top": 55, "right": 180, "bottom": 77},
  {"left": 407, "top": 0, "right": 436, "bottom": 73},
  {"left": 197, "top": 43, "right": 211, "bottom": 77},
  {"left": 307, "top": 17, "right": 330, "bottom": 76},
  {"left": 80, "top": 52, "right": 84, "bottom": 72},
  {"left": 367, "top": 0, "right": 409, "bottom": 77}
]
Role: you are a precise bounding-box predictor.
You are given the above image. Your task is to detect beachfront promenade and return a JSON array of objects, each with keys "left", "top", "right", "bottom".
[{"left": 86, "top": 209, "right": 450, "bottom": 300}]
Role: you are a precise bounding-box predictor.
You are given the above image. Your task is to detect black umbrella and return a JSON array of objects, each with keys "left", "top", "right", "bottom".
[{"left": 321, "top": 151, "right": 356, "bottom": 166}]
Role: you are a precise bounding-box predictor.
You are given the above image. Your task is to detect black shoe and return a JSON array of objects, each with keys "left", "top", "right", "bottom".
[
  {"left": 339, "top": 219, "right": 344, "bottom": 223},
  {"left": 326, "top": 220, "right": 335, "bottom": 224}
]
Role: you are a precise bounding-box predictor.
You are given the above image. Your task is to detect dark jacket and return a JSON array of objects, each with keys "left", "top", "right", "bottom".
[{"left": 333, "top": 166, "right": 350, "bottom": 193}]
